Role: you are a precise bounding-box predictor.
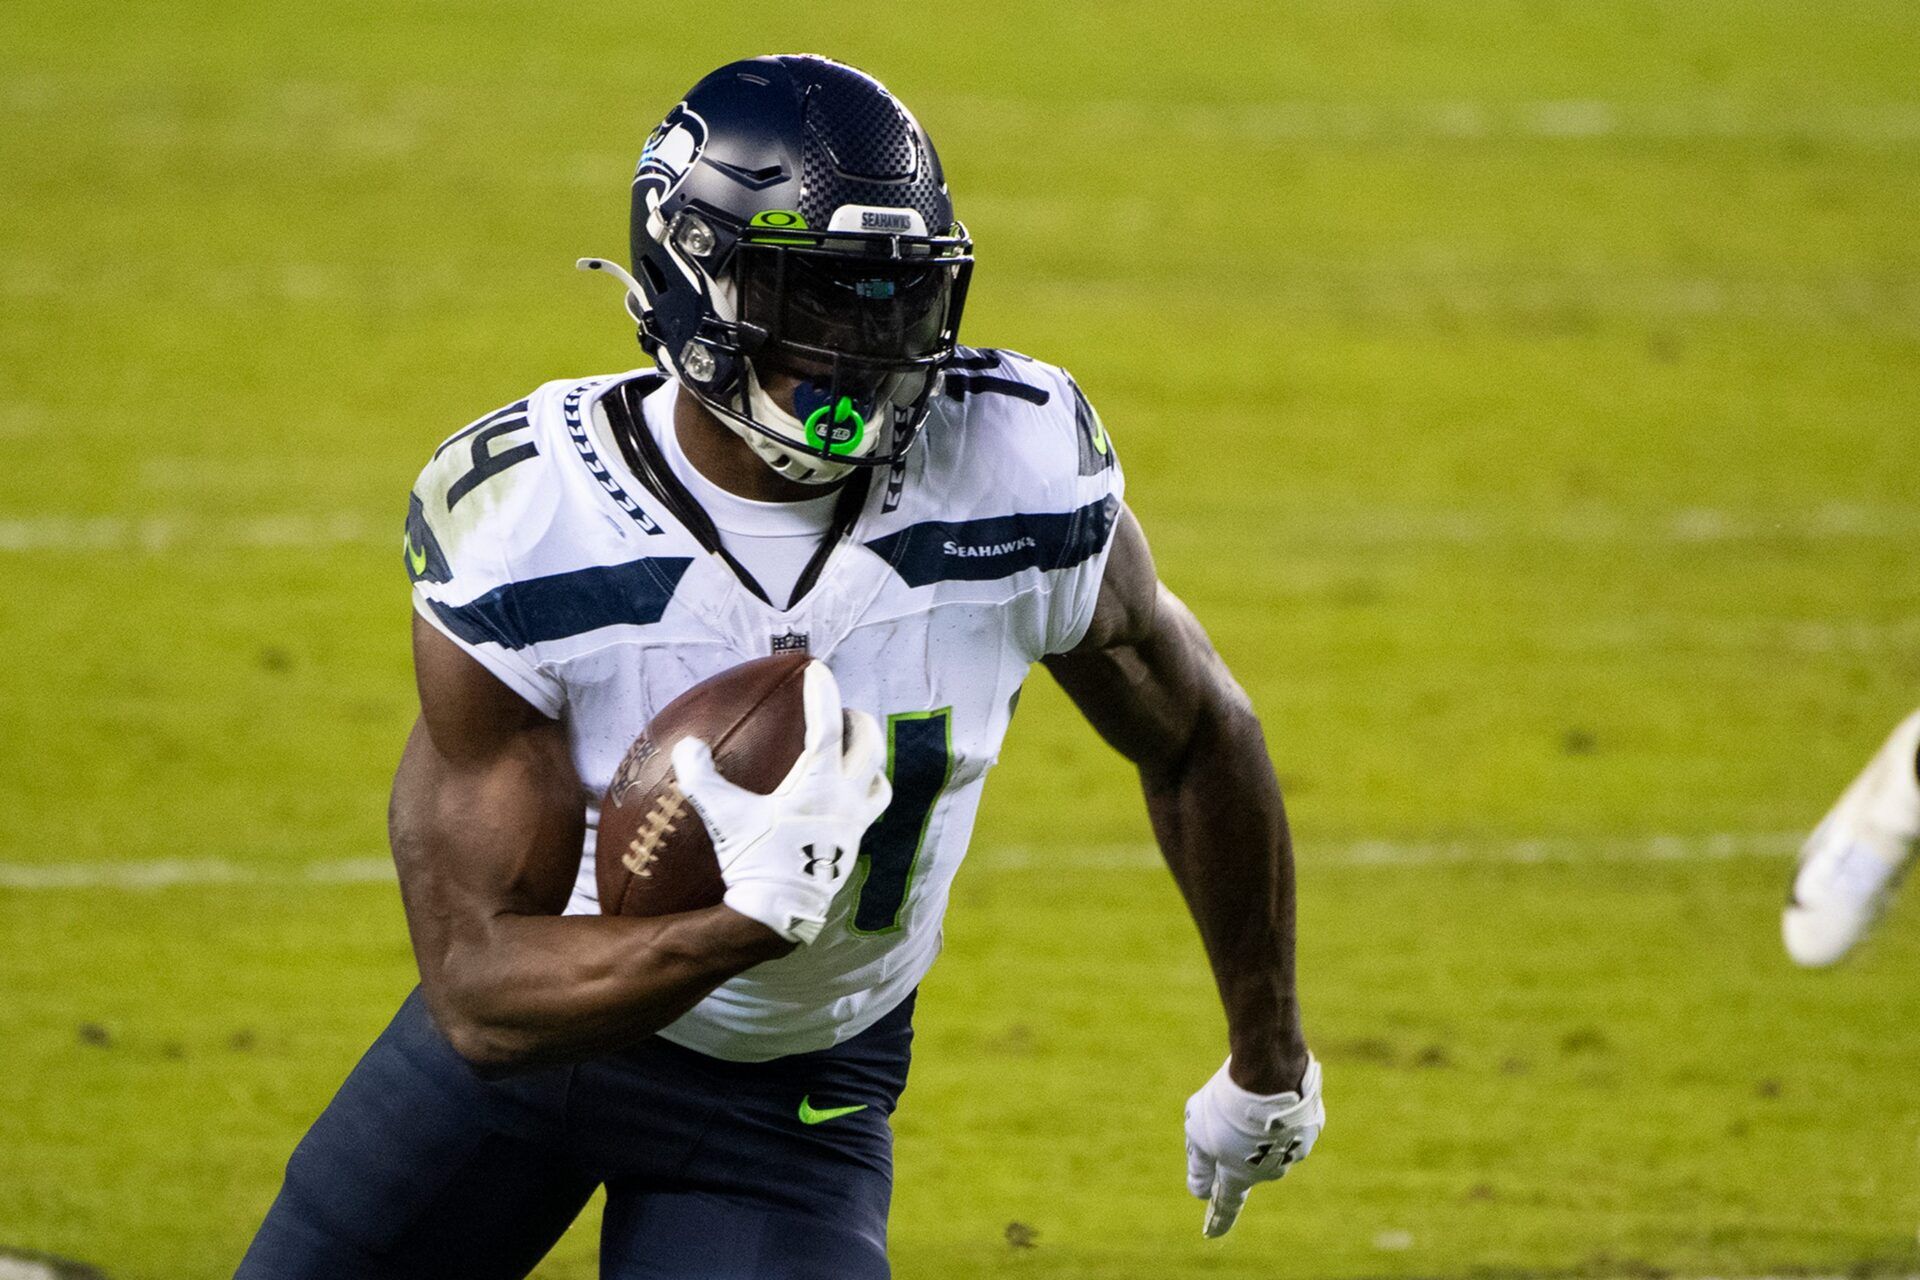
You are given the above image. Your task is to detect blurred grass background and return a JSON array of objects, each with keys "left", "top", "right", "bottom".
[{"left": 2, "top": 2, "right": 1917, "bottom": 1276}]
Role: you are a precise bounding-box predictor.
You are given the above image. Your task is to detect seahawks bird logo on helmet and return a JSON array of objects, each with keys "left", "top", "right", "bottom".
[
  {"left": 579, "top": 54, "right": 973, "bottom": 484},
  {"left": 632, "top": 104, "right": 708, "bottom": 211}
]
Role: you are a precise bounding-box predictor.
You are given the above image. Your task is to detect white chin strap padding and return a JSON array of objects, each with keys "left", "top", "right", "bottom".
[{"left": 739, "top": 364, "right": 867, "bottom": 485}]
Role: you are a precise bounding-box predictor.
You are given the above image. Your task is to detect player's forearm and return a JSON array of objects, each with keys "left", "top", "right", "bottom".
[
  {"left": 1144, "top": 691, "right": 1308, "bottom": 1094},
  {"left": 427, "top": 907, "right": 790, "bottom": 1072}
]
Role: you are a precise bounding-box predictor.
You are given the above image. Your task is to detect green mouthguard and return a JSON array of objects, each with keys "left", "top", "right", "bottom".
[{"left": 803, "top": 396, "right": 867, "bottom": 455}]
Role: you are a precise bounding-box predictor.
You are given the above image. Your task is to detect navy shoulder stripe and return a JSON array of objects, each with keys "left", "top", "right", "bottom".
[
  {"left": 943, "top": 373, "right": 1049, "bottom": 406},
  {"left": 864, "top": 495, "right": 1118, "bottom": 588},
  {"left": 427, "top": 557, "right": 693, "bottom": 650}
]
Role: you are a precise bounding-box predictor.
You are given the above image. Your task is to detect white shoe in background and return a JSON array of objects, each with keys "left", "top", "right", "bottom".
[{"left": 1782, "top": 709, "right": 1920, "bottom": 967}]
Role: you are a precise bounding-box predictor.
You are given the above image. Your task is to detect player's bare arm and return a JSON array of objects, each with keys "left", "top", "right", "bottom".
[
  {"left": 1046, "top": 506, "right": 1307, "bottom": 1083},
  {"left": 391, "top": 614, "right": 793, "bottom": 1072},
  {"left": 1044, "top": 504, "right": 1323, "bottom": 1235}
]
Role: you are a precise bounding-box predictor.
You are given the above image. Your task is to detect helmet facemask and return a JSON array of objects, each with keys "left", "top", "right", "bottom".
[
  {"left": 729, "top": 240, "right": 968, "bottom": 482},
  {"left": 646, "top": 215, "right": 971, "bottom": 485}
]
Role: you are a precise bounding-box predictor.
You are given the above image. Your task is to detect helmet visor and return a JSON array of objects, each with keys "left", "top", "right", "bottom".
[{"left": 738, "top": 247, "right": 960, "bottom": 363}]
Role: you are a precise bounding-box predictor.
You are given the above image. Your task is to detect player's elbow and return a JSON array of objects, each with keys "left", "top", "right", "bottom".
[
  {"left": 1209, "top": 677, "right": 1262, "bottom": 742},
  {"left": 438, "top": 999, "right": 547, "bottom": 1076},
  {"left": 442, "top": 1015, "right": 531, "bottom": 1075},
  {"left": 427, "top": 966, "right": 543, "bottom": 1074}
]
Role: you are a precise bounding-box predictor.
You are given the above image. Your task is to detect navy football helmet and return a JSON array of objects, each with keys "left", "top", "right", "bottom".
[{"left": 581, "top": 55, "right": 973, "bottom": 484}]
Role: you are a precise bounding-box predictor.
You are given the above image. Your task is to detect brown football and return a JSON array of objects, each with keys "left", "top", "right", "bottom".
[{"left": 595, "top": 652, "right": 811, "bottom": 918}]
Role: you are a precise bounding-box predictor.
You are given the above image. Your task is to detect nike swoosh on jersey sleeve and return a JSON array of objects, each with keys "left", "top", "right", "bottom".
[{"left": 403, "top": 492, "right": 454, "bottom": 584}]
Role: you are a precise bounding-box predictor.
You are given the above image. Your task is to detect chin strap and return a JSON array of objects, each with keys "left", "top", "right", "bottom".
[{"left": 743, "top": 363, "right": 865, "bottom": 485}]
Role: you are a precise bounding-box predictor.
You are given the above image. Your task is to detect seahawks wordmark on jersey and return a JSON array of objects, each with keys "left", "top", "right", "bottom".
[{"left": 406, "top": 350, "right": 1123, "bottom": 1061}]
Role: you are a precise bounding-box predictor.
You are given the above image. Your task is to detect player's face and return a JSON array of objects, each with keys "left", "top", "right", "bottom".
[
  {"left": 749, "top": 349, "right": 837, "bottom": 420},
  {"left": 717, "top": 242, "right": 968, "bottom": 476},
  {"left": 744, "top": 310, "right": 922, "bottom": 426}
]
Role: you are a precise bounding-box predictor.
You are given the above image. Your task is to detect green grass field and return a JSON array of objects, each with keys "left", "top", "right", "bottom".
[{"left": 4, "top": 1, "right": 1919, "bottom": 1276}]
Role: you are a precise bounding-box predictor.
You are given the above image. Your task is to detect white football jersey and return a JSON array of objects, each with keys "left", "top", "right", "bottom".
[{"left": 405, "top": 349, "right": 1124, "bottom": 1061}]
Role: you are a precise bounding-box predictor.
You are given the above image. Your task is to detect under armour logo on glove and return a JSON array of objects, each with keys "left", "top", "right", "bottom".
[
  {"left": 1247, "top": 1131, "right": 1304, "bottom": 1168},
  {"left": 801, "top": 845, "right": 844, "bottom": 879},
  {"left": 670, "top": 662, "right": 892, "bottom": 945}
]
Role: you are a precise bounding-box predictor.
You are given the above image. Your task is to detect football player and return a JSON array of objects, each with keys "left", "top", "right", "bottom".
[
  {"left": 1783, "top": 708, "right": 1920, "bottom": 966},
  {"left": 237, "top": 54, "right": 1322, "bottom": 1279}
]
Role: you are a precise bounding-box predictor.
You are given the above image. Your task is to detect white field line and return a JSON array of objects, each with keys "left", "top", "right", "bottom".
[
  {"left": 979, "top": 830, "right": 1801, "bottom": 872},
  {"left": 11, "top": 261, "right": 1919, "bottom": 334},
  {"left": 952, "top": 251, "right": 1920, "bottom": 334},
  {"left": 376, "top": 100, "right": 1920, "bottom": 192},
  {"left": 0, "top": 832, "right": 1800, "bottom": 892},
  {"left": 1251, "top": 503, "right": 1920, "bottom": 548},
  {"left": 0, "top": 1257, "right": 101, "bottom": 1280},
  {"left": 3, "top": 504, "right": 1919, "bottom": 556},
  {"left": 0, "top": 856, "right": 397, "bottom": 890},
  {"left": 11, "top": 72, "right": 1919, "bottom": 146},
  {"left": 929, "top": 94, "right": 1920, "bottom": 147},
  {"left": 0, "top": 513, "right": 381, "bottom": 553}
]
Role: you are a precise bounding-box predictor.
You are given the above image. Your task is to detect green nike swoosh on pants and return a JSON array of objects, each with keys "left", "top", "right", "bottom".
[{"left": 798, "top": 1096, "right": 869, "bottom": 1125}]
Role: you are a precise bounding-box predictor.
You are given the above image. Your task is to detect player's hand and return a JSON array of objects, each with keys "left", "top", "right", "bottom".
[
  {"left": 1183, "top": 1054, "right": 1324, "bottom": 1238},
  {"left": 671, "top": 661, "right": 891, "bottom": 945}
]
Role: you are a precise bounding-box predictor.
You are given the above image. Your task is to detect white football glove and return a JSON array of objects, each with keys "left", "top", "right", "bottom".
[
  {"left": 1184, "top": 1054, "right": 1324, "bottom": 1238},
  {"left": 670, "top": 661, "right": 891, "bottom": 945}
]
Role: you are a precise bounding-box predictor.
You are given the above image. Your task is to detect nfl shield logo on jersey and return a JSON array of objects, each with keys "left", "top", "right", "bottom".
[{"left": 771, "top": 630, "right": 810, "bottom": 655}]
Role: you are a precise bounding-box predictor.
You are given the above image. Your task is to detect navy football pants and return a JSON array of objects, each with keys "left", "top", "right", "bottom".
[{"left": 234, "top": 988, "right": 913, "bottom": 1279}]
